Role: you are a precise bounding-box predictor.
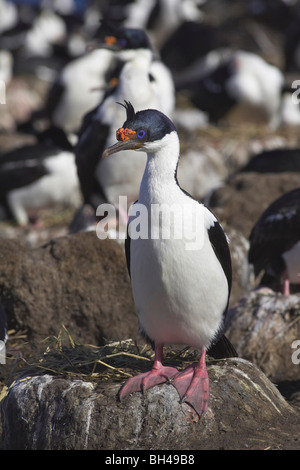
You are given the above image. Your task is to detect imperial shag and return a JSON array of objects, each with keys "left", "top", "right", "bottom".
[
  {"left": 103, "top": 101, "right": 235, "bottom": 417},
  {"left": 75, "top": 25, "right": 175, "bottom": 220}
]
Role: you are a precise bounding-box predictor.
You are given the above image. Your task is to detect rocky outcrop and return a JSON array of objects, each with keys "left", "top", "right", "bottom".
[
  {"left": 1, "top": 357, "right": 300, "bottom": 450},
  {"left": 0, "top": 227, "right": 252, "bottom": 345},
  {"left": 0, "top": 232, "right": 138, "bottom": 346},
  {"left": 0, "top": 208, "right": 300, "bottom": 451},
  {"left": 226, "top": 289, "right": 300, "bottom": 383}
]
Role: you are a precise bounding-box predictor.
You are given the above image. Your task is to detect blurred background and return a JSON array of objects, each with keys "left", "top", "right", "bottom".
[{"left": 0, "top": 0, "right": 300, "bottom": 247}]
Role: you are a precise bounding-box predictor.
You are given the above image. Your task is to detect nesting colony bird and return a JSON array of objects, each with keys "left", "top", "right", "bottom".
[
  {"left": 39, "top": 47, "right": 118, "bottom": 134},
  {"left": 248, "top": 188, "right": 300, "bottom": 295},
  {"left": 0, "top": 0, "right": 18, "bottom": 35},
  {"left": 75, "top": 25, "right": 175, "bottom": 219},
  {"left": 22, "top": 8, "right": 67, "bottom": 60},
  {"left": 0, "top": 126, "right": 80, "bottom": 226},
  {"left": 124, "top": 0, "right": 204, "bottom": 50},
  {"left": 103, "top": 101, "right": 235, "bottom": 417},
  {"left": 176, "top": 50, "right": 284, "bottom": 128}
]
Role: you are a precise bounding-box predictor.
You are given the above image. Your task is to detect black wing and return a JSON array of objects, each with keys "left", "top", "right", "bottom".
[
  {"left": 124, "top": 201, "right": 138, "bottom": 279},
  {"left": 0, "top": 159, "right": 49, "bottom": 197},
  {"left": 44, "top": 77, "right": 66, "bottom": 120},
  {"left": 0, "top": 142, "right": 51, "bottom": 198},
  {"left": 207, "top": 218, "right": 232, "bottom": 300},
  {"left": 0, "top": 143, "right": 59, "bottom": 164},
  {"left": 75, "top": 107, "right": 110, "bottom": 209},
  {"left": 241, "top": 148, "right": 300, "bottom": 173},
  {"left": 206, "top": 218, "right": 237, "bottom": 358}
]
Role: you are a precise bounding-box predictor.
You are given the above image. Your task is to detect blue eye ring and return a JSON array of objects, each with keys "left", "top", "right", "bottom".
[{"left": 137, "top": 129, "right": 146, "bottom": 139}]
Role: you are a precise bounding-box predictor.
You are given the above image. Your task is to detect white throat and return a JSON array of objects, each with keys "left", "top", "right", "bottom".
[
  {"left": 117, "top": 49, "right": 153, "bottom": 105},
  {"left": 139, "top": 131, "right": 180, "bottom": 205}
]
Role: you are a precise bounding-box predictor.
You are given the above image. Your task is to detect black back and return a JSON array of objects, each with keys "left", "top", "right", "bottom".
[
  {"left": 249, "top": 188, "right": 300, "bottom": 278},
  {"left": 206, "top": 215, "right": 236, "bottom": 358},
  {"left": 241, "top": 148, "right": 300, "bottom": 173},
  {"left": 75, "top": 106, "right": 110, "bottom": 209}
]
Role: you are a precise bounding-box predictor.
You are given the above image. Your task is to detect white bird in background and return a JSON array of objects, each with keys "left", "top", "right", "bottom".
[
  {"left": 75, "top": 24, "right": 175, "bottom": 222},
  {"left": 0, "top": 0, "right": 18, "bottom": 35},
  {"left": 43, "top": 47, "right": 118, "bottom": 134},
  {"left": 176, "top": 49, "right": 285, "bottom": 128},
  {"left": 0, "top": 126, "right": 80, "bottom": 226}
]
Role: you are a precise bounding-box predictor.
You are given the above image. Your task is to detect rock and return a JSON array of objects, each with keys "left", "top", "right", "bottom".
[
  {"left": 225, "top": 289, "right": 300, "bottom": 383},
  {"left": 0, "top": 226, "right": 251, "bottom": 345},
  {"left": 0, "top": 232, "right": 138, "bottom": 345},
  {"left": 225, "top": 227, "right": 254, "bottom": 307},
  {"left": 1, "top": 357, "right": 300, "bottom": 450}
]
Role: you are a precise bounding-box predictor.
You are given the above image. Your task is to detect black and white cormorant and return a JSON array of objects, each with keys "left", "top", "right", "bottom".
[
  {"left": 249, "top": 188, "right": 300, "bottom": 295},
  {"left": 175, "top": 49, "right": 284, "bottom": 128},
  {"left": 0, "top": 126, "right": 80, "bottom": 226},
  {"left": 39, "top": 47, "right": 118, "bottom": 134},
  {"left": 75, "top": 25, "right": 175, "bottom": 221},
  {"left": 102, "top": 101, "right": 236, "bottom": 417}
]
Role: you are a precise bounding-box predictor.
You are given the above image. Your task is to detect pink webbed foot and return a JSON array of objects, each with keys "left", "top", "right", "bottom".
[
  {"left": 119, "top": 364, "right": 179, "bottom": 400},
  {"left": 172, "top": 349, "right": 209, "bottom": 417},
  {"left": 119, "top": 344, "right": 178, "bottom": 400}
]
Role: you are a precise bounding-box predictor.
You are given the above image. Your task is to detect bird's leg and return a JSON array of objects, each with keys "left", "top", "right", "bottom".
[
  {"left": 119, "top": 343, "right": 179, "bottom": 400},
  {"left": 283, "top": 278, "right": 290, "bottom": 296},
  {"left": 282, "top": 270, "right": 290, "bottom": 296},
  {"left": 172, "top": 348, "right": 209, "bottom": 417}
]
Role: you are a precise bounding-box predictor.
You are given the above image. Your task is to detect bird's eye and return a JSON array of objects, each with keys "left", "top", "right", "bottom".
[{"left": 137, "top": 129, "right": 146, "bottom": 139}]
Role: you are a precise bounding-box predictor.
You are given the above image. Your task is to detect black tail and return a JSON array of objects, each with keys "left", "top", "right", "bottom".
[{"left": 207, "top": 334, "right": 238, "bottom": 359}]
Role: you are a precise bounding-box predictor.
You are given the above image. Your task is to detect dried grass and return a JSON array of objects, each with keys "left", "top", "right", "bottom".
[{"left": 2, "top": 325, "right": 200, "bottom": 388}]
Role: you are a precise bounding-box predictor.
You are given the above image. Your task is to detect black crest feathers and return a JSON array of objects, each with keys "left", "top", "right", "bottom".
[{"left": 118, "top": 101, "right": 136, "bottom": 122}]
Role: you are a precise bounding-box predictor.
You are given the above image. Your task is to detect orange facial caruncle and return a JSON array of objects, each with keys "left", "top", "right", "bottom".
[
  {"left": 105, "top": 36, "right": 117, "bottom": 46},
  {"left": 116, "top": 128, "right": 137, "bottom": 141}
]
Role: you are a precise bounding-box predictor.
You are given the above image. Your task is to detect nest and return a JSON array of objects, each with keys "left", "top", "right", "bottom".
[{"left": 1, "top": 325, "right": 200, "bottom": 389}]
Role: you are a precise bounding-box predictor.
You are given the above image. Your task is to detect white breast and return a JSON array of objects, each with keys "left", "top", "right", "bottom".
[
  {"left": 7, "top": 152, "right": 80, "bottom": 225},
  {"left": 53, "top": 49, "right": 115, "bottom": 133},
  {"left": 129, "top": 166, "right": 228, "bottom": 350}
]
